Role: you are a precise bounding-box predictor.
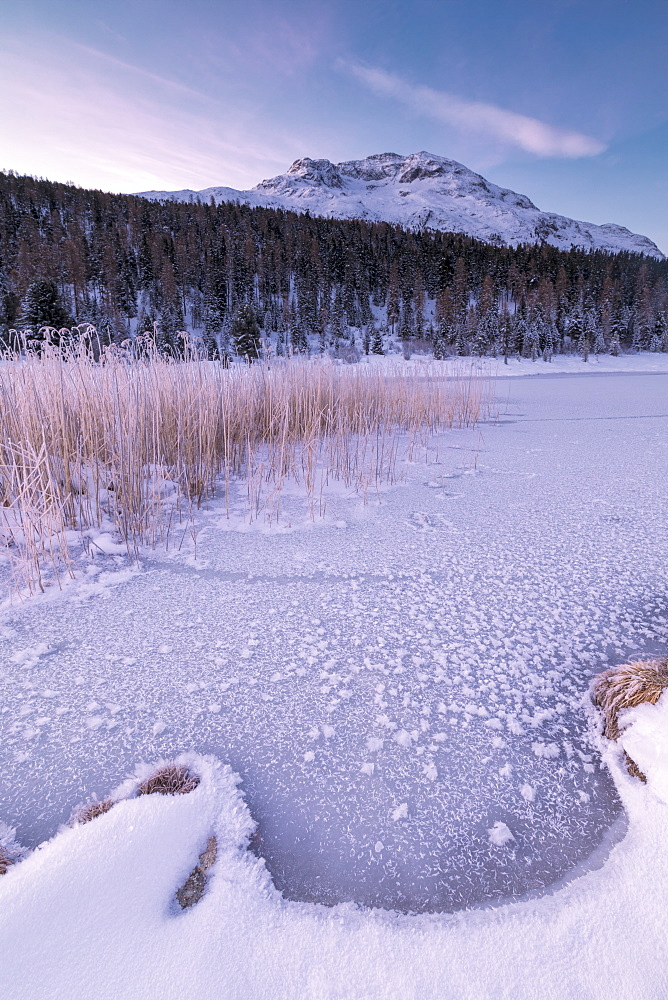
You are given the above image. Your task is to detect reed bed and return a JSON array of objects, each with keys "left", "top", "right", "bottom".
[{"left": 0, "top": 330, "right": 488, "bottom": 597}]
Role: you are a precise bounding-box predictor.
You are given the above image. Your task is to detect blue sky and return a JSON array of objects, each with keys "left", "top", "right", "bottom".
[{"left": 2, "top": 0, "right": 667, "bottom": 249}]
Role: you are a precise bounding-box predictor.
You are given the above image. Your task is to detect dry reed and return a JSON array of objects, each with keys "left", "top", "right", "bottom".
[
  {"left": 592, "top": 657, "right": 668, "bottom": 780},
  {"left": 0, "top": 330, "right": 488, "bottom": 597}
]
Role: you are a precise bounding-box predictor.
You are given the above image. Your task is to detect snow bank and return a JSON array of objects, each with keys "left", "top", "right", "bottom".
[
  {"left": 1, "top": 706, "right": 668, "bottom": 1000},
  {"left": 620, "top": 692, "right": 668, "bottom": 805}
]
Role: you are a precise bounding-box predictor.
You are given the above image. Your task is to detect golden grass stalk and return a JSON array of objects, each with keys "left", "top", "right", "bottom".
[{"left": 0, "top": 330, "right": 489, "bottom": 597}]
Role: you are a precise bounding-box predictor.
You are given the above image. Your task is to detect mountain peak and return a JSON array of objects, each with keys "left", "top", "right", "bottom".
[
  {"left": 137, "top": 152, "right": 664, "bottom": 259},
  {"left": 283, "top": 158, "right": 343, "bottom": 187}
]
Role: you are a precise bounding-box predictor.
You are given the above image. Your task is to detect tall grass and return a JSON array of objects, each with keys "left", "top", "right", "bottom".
[{"left": 0, "top": 330, "right": 489, "bottom": 597}]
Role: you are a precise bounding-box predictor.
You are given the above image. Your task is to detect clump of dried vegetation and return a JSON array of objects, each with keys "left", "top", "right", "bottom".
[
  {"left": 0, "top": 822, "right": 25, "bottom": 875},
  {"left": 175, "top": 835, "right": 218, "bottom": 910},
  {"left": 0, "top": 328, "right": 488, "bottom": 597},
  {"left": 0, "top": 845, "right": 15, "bottom": 876},
  {"left": 592, "top": 657, "right": 668, "bottom": 780},
  {"left": 71, "top": 797, "right": 115, "bottom": 826},
  {"left": 137, "top": 764, "right": 200, "bottom": 797},
  {"left": 71, "top": 763, "right": 201, "bottom": 828}
]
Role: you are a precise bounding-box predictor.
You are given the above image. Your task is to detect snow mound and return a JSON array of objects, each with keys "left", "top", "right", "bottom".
[
  {"left": 2, "top": 704, "right": 668, "bottom": 1000},
  {"left": 620, "top": 693, "right": 668, "bottom": 805},
  {"left": 137, "top": 151, "right": 664, "bottom": 259}
]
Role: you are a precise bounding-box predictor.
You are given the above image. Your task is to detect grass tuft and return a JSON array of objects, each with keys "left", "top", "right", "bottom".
[
  {"left": 71, "top": 797, "right": 115, "bottom": 825},
  {"left": 0, "top": 846, "right": 15, "bottom": 876},
  {"left": 137, "top": 764, "right": 200, "bottom": 797},
  {"left": 592, "top": 657, "right": 668, "bottom": 779}
]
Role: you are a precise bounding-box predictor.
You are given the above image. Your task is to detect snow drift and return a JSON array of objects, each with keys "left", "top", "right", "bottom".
[{"left": 1, "top": 690, "right": 668, "bottom": 1000}]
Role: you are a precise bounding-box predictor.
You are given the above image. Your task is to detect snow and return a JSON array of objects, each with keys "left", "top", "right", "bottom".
[
  {"left": 620, "top": 693, "right": 668, "bottom": 805},
  {"left": 488, "top": 820, "right": 514, "bottom": 847},
  {"left": 0, "top": 367, "right": 668, "bottom": 995},
  {"left": 1, "top": 724, "right": 668, "bottom": 999},
  {"left": 136, "top": 151, "right": 664, "bottom": 258}
]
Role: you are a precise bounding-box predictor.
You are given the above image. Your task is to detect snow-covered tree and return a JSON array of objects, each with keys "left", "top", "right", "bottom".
[
  {"left": 371, "top": 327, "right": 384, "bottom": 355},
  {"left": 231, "top": 304, "right": 261, "bottom": 361},
  {"left": 18, "top": 279, "right": 71, "bottom": 337}
]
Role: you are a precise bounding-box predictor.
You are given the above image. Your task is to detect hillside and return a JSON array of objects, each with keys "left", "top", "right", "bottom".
[{"left": 1, "top": 170, "right": 667, "bottom": 360}]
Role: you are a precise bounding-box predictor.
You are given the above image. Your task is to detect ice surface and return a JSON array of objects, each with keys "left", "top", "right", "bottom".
[{"left": 0, "top": 371, "right": 667, "bottom": 914}]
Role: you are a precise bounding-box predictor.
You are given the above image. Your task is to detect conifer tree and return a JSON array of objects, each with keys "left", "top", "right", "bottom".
[
  {"left": 514, "top": 314, "right": 528, "bottom": 357},
  {"left": 18, "top": 279, "right": 71, "bottom": 336},
  {"left": 362, "top": 325, "right": 371, "bottom": 355},
  {"left": 542, "top": 317, "right": 557, "bottom": 361},
  {"left": 413, "top": 272, "right": 426, "bottom": 339},
  {"left": 399, "top": 300, "right": 414, "bottom": 357},
  {"left": 593, "top": 322, "right": 607, "bottom": 355},
  {"left": 585, "top": 304, "right": 600, "bottom": 354},
  {"left": 158, "top": 299, "right": 185, "bottom": 357},
  {"left": 370, "top": 327, "right": 384, "bottom": 355},
  {"left": 0, "top": 269, "right": 17, "bottom": 334},
  {"left": 568, "top": 306, "right": 583, "bottom": 356},
  {"left": 231, "top": 303, "right": 261, "bottom": 361},
  {"left": 609, "top": 317, "right": 622, "bottom": 356},
  {"left": 386, "top": 264, "right": 400, "bottom": 337},
  {"left": 291, "top": 317, "right": 309, "bottom": 354},
  {"left": 499, "top": 309, "right": 512, "bottom": 364},
  {"left": 98, "top": 315, "right": 117, "bottom": 349},
  {"left": 433, "top": 330, "right": 447, "bottom": 360},
  {"left": 202, "top": 287, "right": 223, "bottom": 358},
  {"left": 653, "top": 313, "right": 668, "bottom": 352}
]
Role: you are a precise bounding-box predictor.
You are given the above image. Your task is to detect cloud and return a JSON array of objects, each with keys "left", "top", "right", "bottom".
[
  {"left": 346, "top": 63, "right": 606, "bottom": 159},
  {"left": 0, "top": 35, "right": 302, "bottom": 192}
]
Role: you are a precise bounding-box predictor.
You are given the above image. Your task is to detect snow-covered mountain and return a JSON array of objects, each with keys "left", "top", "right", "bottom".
[{"left": 137, "top": 151, "right": 664, "bottom": 259}]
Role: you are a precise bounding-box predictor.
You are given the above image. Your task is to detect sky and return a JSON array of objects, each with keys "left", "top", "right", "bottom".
[{"left": 2, "top": 0, "right": 667, "bottom": 250}]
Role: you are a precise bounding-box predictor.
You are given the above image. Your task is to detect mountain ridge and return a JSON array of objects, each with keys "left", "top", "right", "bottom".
[{"left": 136, "top": 150, "right": 664, "bottom": 259}]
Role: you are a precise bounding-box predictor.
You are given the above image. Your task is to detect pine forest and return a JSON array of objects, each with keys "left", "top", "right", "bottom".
[{"left": 1, "top": 170, "right": 667, "bottom": 361}]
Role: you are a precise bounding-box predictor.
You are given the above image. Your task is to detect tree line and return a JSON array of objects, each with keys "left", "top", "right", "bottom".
[{"left": 1, "top": 169, "right": 667, "bottom": 360}]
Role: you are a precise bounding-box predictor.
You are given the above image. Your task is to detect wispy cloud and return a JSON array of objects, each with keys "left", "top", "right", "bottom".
[
  {"left": 346, "top": 63, "right": 606, "bottom": 158},
  {"left": 0, "top": 35, "right": 304, "bottom": 192}
]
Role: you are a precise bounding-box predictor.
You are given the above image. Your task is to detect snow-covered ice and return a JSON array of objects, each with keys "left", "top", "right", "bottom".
[{"left": 0, "top": 370, "right": 667, "bottom": 942}]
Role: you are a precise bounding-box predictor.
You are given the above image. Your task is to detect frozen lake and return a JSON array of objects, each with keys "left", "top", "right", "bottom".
[{"left": 1, "top": 370, "right": 667, "bottom": 912}]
